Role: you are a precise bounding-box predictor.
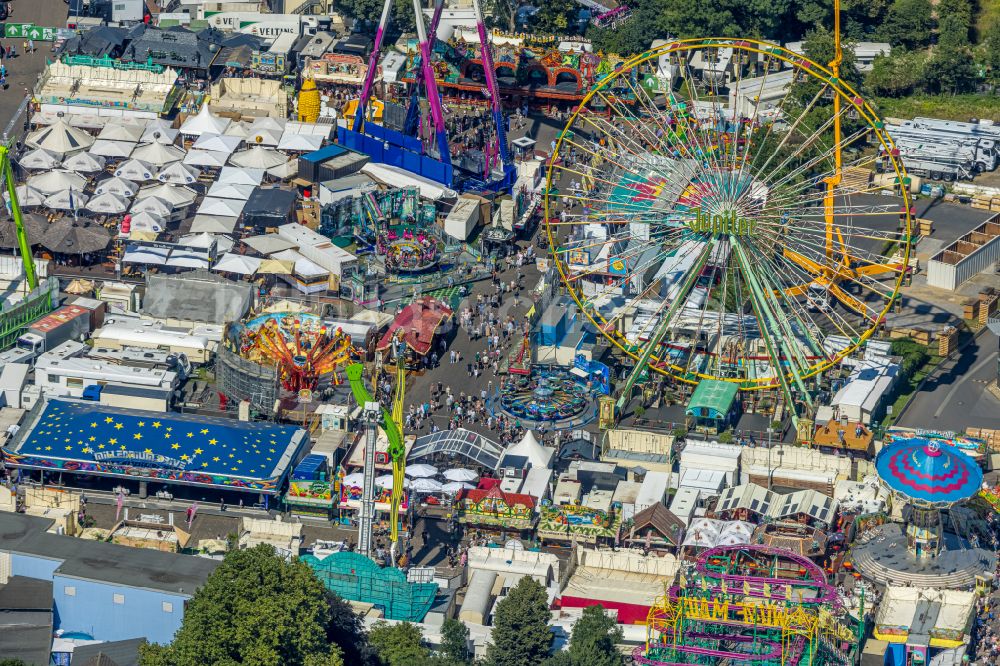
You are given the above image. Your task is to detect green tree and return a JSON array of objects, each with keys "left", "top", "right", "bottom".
[
  {"left": 369, "top": 621, "right": 432, "bottom": 666},
  {"left": 438, "top": 618, "right": 473, "bottom": 665},
  {"left": 984, "top": 20, "right": 1000, "bottom": 85},
  {"left": 924, "top": 46, "right": 978, "bottom": 93},
  {"left": 565, "top": 606, "right": 623, "bottom": 666},
  {"left": 532, "top": 0, "right": 578, "bottom": 34},
  {"left": 485, "top": 577, "right": 554, "bottom": 666},
  {"left": 876, "top": 0, "right": 934, "bottom": 49},
  {"left": 0, "top": 660, "right": 29, "bottom": 666},
  {"left": 843, "top": 0, "right": 890, "bottom": 40},
  {"left": 139, "top": 545, "right": 373, "bottom": 666},
  {"left": 935, "top": 0, "right": 972, "bottom": 50},
  {"left": 867, "top": 50, "right": 928, "bottom": 96}
]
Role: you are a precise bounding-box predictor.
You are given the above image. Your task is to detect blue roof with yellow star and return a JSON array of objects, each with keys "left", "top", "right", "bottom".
[{"left": 5, "top": 399, "right": 308, "bottom": 493}]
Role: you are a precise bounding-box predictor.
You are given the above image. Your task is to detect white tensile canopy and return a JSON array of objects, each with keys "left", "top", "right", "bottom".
[
  {"left": 277, "top": 133, "right": 323, "bottom": 152},
  {"left": 191, "top": 133, "right": 242, "bottom": 155},
  {"left": 443, "top": 468, "right": 478, "bottom": 482},
  {"left": 224, "top": 121, "right": 251, "bottom": 140},
  {"left": 5, "top": 184, "right": 45, "bottom": 207},
  {"left": 98, "top": 123, "right": 144, "bottom": 143},
  {"left": 197, "top": 196, "right": 246, "bottom": 217},
  {"left": 28, "top": 170, "right": 88, "bottom": 195},
  {"left": 183, "top": 150, "right": 229, "bottom": 168},
  {"left": 130, "top": 196, "right": 173, "bottom": 217},
  {"left": 246, "top": 128, "right": 281, "bottom": 146},
  {"left": 218, "top": 166, "right": 264, "bottom": 186},
  {"left": 267, "top": 160, "right": 298, "bottom": 180},
  {"left": 25, "top": 119, "right": 95, "bottom": 157},
  {"left": 405, "top": 464, "right": 439, "bottom": 478},
  {"left": 141, "top": 126, "right": 180, "bottom": 145},
  {"left": 19, "top": 148, "right": 61, "bottom": 170},
  {"left": 62, "top": 151, "right": 107, "bottom": 173},
  {"left": 374, "top": 474, "right": 410, "bottom": 490},
  {"left": 178, "top": 231, "right": 232, "bottom": 253},
  {"left": 131, "top": 142, "right": 185, "bottom": 167},
  {"left": 89, "top": 139, "right": 135, "bottom": 159},
  {"left": 207, "top": 182, "right": 255, "bottom": 200},
  {"left": 115, "top": 159, "right": 156, "bottom": 182},
  {"left": 411, "top": 478, "right": 443, "bottom": 493},
  {"left": 135, "top": 183, "right": 197, "bottom": 208},
  {"left": 157, "top": 162, "right": 201, "bottom": 185},
  {"left": 212, "top": 252, "right": 261, "bottom": 275},
  {"left": 189, "top": 214, "right": 238, "bottom": 233},
  {"left": 86, "top": 192, "right": 130, "bottom": 214},
  {"left": 128, "top": 210, "right": 167, "bottom": 233},
  {"left": 43, "top": 189, "right": 89, "bottom": 211},
  {"left": 94, "top": 176, "right": 138, "bottom": 197},
  {"left": 441, "top": 481, "right": 476, "bottom": 494},
  {"left": 229, "top": 145, "right": 288, "bottom": 169},
  {"left": 180, "top": 104, "right": 231, "bottom": 137}
]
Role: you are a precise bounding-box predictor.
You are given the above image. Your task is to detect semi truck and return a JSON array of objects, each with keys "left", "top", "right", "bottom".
[
  {"left": 201, "top": 12, "right": 326, "bottom": 41},
  {"left": 13, "top": 305, "right": 92, "bottom": 364}
]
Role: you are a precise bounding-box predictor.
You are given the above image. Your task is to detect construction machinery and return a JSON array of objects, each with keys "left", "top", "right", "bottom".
[{"left": 345, "top": 335, "right": 408, "bottom": 565}]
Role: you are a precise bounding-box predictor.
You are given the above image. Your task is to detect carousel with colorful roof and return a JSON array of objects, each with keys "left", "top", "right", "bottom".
[{"left": 849, "top": 436, "right": 997, "bottom": 588}]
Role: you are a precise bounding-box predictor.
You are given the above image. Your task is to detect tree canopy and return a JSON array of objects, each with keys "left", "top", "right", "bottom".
[
  {"left": 485, "top": 577, "right": 554, "bottom": 666},
  {"left": 139, "top": 545, "right": 372, "bottom": 666}
]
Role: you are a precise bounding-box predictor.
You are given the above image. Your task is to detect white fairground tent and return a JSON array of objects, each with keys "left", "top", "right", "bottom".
[
  {"left": 229, "top": 145, "right": 288, "bottom": 169},
  {"left": 89, "top": 139, "right": 135, "bottom": 159},
  {"left": 183, "top": 150, "right": 229, "bottom": 168},
  {"left": 94, "top": 176, "right": 138, "bottom": 197},
  {"left": 19, "top": 148, "right": 61, "bottom": 170},
  {"left": 681, "top": 517, "right": 723, "bottom": 549},
  {"left": 218, "top": 166, "right": 264, "bottom": 186},
  {"left": 131, "top": 142, "right": 186, "bottom": 167},
  {"left": 502, "top": 430, "right": 555, "bottom": 469},
  {"left": 136, "top": 183, "right": 197, "bottom": 208},
  {"left": 115, "top": 159, "right": 156, "bottom": 182},
  {"left": 212, "top": 253, "right": 261, "bottom": 275},
  {"left": 207, "top": 182, "right": 255, "bottom": 200},
  {"left": 25, "top": 119, "right": 95, "bottom": 157},
  {"left": 28, "top": 170, "right": 88, "bottom": 195},
  {"left": 180, "top": 104, "right": 231, "bottom": 137},
  {"left": 192, "top": 133, "right": 242, "bottom": 155},
  {"left": 98, "top": 123, "right": 145, "bottom": 143},
  {"left": 62, "top": 151, "right": 106, "bottom": 173},
  {"left": 157, "top": 162, "right": 201, "bottom": 185}
]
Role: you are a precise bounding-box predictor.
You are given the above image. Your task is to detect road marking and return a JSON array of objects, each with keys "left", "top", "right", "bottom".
[{"left": 933, "top": 350, "right": 999, "bottom": 419}]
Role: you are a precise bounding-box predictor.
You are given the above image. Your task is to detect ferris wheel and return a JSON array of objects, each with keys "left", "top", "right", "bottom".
[{"left": 544, "top": 39, "right": 912, "bottom": 407}]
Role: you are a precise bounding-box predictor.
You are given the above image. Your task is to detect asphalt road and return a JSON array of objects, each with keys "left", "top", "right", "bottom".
[
  {"left": 0, "top": 0, "right": 68, "bottom": 138},
  {"left": 897, "top": 330, "right": 1000, "bottom": 432}
]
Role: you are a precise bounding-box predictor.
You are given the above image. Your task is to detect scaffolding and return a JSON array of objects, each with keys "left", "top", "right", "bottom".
[{"left": 302, "top": 551, "right": 438, "bottom": 621}]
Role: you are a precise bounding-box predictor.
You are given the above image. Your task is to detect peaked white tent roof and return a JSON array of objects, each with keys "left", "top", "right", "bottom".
[
  {"left": 229, "top": 145, "right": 288, "bottom": 169},
  {"left": 198, "top": 196, "right": 247, "bottom": 217},
  {"left": 213, "top": 252, "right": 261, "bottom": 275},
  {"left": 43, "top": 189, "right": 89, "bottom": 211},
  {"left": 503, "top": 430, "right": 554, "bottom": 469},
  {"left": 127, "top": 210, "right": 167, "bottom": 232},
  {"left": 131, "top": 142, "right": 185, "bottom": 167},
  {"left": 267, "top": 159, "right": 298, "bottom": 180},
  {"left": 28, "top": 170, "right": 88, "bottom": 195},
  {"left": 98, "top": 123, "right": 144, "bottom": 143},
  {"left": 95, "top": 176, "right": 138, "bottom": 197},
  {"left": 190, "top": 214, "right": 238, "bottom": 233},
  {"left": 19, "top": 148, "right": 61, "bottom": 170},
  {"left": 140, "top": 126, "right": 180, "bottom": 145},
  {"left": 86, "top": 192, "right": 130, "bottom": 214},
  {"left": 157, "top": 162, "right": 201, "bottom": 185},
  {"left": 246, "top": 128, "right": 282, "bottom": 146},
  {"left": 62, "top": 151, "right": 106, "bottom": 173},
  {"left": 183, "top": 150, "right": 229, "bottom": 168},
  {"left": 191, "top": 133, "right": 242, "bottom": 155},
  {"left": 5, "top": 184, "right": 45, "bottom": 207},
  {"left": 207, "top": 182, "right": 255, "bottom": 200},
  {"left": 25, "top": 120, "right": 95, "bottom": 156},
  {"left": 130, "top": 196, "right": 173, "bottom": 217},
  {"left": 277, "top": 133, "right": 324, "bottom": 152},
  {"left": 218, "top": 166, "right": 264, "bottom": 186},
  {"left": 271, "top": 248, "right": 327, "bottom": 277},
  {"left": 223, "top": 122, "right": 251, "bottom": 139},
  {"left": 249, "top": 117, "right": 287, "bottom": 133},
  {"left": 682, "top": 518, "right": 723, "bottom": 548},
  {"left": 716, "top": 521, "right": 754, "bottom": 547},
  {"left": 89, "top": 139, "right": 135, "bottom": 159},
  {"left": 180, "top": 105, "right": 231, "bottom": 137},
  {"left": 135, "top": 183, "right": 197, "bottom": 208},
  {"left": 179, "top": 232, "right": 233, "bottom": 253},
  {"left": 115, "top": 159, "right": 156, "bottom": 182}
]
